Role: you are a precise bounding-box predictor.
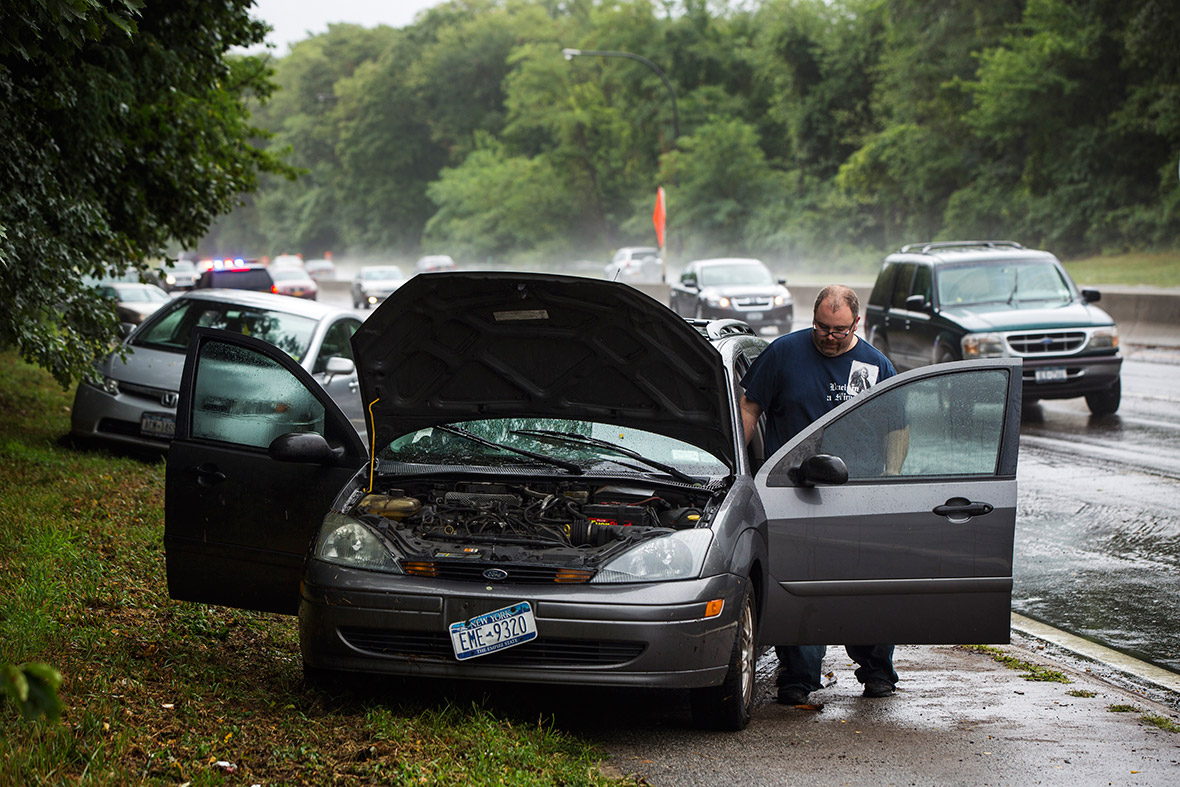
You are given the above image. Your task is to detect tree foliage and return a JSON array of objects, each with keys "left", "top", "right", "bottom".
[{"left": 0, "top": 0, "right": 291, "bottom": 387}]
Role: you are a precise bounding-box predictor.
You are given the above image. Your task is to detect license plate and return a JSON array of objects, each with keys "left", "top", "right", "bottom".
[
  {"left": 449, "top": 601, "right": 537, "bottom": 661},
  {"left": 140, "top": 412, "right": 175, "bottom": 438},
  {"left": 1035, "top": 367, "right": 1067, "bottom": 383},
  {"left": 745, "top": 312, "right": 763, "bottom": 321}
]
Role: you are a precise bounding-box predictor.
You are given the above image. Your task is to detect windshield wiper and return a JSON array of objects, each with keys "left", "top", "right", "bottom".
[
  {"left": 435, "top": 425, "right": 583, "bottom": 474},
  {"left": 510, "top": 428, "right": 699, "bottom": 484}
]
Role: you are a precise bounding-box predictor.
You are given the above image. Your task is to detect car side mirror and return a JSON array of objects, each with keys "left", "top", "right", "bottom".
[
  {"left": 904, "top": 294, "right": 929, "bottom": 312},
  {"left": 324, "top": 356, "right": 355, "bottom": 380},
  {"left": 787, "top": 454, "right": 849, "bottom": 487},
  {"left": 269, "top": 432, "right": 337, "bottom": 464},
  {"left": 117, "top": 322, "right": 135, "bottom": 339},
  {"left": 1081, "top": 288, "right": 1101, "bottom": 303},
  {"left": 777, "top": 278, "right": 787, "bottom": 286}
]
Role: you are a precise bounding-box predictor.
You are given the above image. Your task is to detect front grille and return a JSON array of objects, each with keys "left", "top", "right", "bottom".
[
  {"left": 119, "top": 380, "right": 178, "bottom": 406},
  {"left": 339, "top": 628, "right": 646, "bottom": 666},
  {"left": 98, "top": 417, "right": 142, "bottom": 437},
  {"left": 733, "top": 296, "right": 773, "bottom": 308},
  {"left": 1006, "top": 331, "right": 1087, "bottom": 355},
  {"left": 402, "top": 561, "right": 592, "bottom": 584}
]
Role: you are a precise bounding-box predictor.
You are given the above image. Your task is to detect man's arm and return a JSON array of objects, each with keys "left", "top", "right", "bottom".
[
  {"left": 884, "top": 425, "right": 910, "bottom": 475},
  {"left": 739, "top": 394, "right": 763, "bottom": 446}
]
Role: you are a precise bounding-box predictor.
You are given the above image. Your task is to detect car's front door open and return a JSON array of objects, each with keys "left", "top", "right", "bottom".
[
  {"left": 756, "top": 359, "right": 1022, "bottom": 646},
  {"left": 164, "top": 330, "right": 367, "bottom": 614}
]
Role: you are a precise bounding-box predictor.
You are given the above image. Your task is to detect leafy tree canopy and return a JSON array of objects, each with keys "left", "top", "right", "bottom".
[{"left": 0, "top": 0, "right": 292, "bottom": 387}]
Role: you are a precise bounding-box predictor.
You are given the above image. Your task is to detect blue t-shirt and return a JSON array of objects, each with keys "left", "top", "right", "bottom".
[{"left": 740, "top": 328, "right": 897, "bottom": 456}]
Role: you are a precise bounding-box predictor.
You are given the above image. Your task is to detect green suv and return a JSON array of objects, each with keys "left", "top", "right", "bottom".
[{"left": 864, "top": 241, "right": 1122, "bottom": 415}]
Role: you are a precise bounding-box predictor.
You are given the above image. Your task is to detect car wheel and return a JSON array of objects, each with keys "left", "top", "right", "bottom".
[
  {"left": 1085, "top": 377, "right": 1121, "bottom": 415},
  {"left": 690, "top": 585, "right": 756, "bottom": 731}
]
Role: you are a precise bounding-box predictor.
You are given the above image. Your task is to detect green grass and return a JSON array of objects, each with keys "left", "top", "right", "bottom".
[
  {"left": 960, "top": 645, "right": 1072, "bottom": 683},
  {"left": 0, "top": 351, "right": 629, "bottom": 786},
  {"left": 1065, "top": 689, "right": 1097, "bottom": 698},
  {"left": 1062, "top": 251, "right": 1180, "bottom": 288}
]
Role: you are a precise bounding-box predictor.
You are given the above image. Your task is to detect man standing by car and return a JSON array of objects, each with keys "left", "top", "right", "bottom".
[{"left": 739, "top": 284, "right": 908, "bottom": 704}]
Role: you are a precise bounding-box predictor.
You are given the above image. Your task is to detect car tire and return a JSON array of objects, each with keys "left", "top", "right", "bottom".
[
  {"left": 690, "top": 585, "right": 756, "bottom": 731},
  {"left": 1085, "top": 377, "right": 1121, "bottom": 415}
]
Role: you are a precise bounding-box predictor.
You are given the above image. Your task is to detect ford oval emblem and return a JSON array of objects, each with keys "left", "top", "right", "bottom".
[{"left": 482, "top": 568, "right": 508, "bottom": 581}]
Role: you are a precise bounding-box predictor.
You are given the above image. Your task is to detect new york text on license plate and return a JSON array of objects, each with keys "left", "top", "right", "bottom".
[{"left": 449, "top": 601, "right": 537, "bottom": 661}]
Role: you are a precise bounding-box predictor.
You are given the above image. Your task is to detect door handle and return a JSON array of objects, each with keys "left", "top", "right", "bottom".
[
  {"left": 193, "top": 462, "right": 227, "bottom": 488},
  {"left": 933, "top": 497, "right": 993, "bottom": 518}
]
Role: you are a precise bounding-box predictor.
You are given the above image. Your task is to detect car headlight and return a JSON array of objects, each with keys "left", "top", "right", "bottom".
[
  {"left": 705, "top": 296, "right": 731, "bottom": 308},
  {"left": 961, "top": 332, "right": 1007, "bottom": 359},
  {"left": 1089, "top": 326, "right": 1119, "bottom": 349},
  {"left": 96, "top": 375, "right": 120, "bottom": 395},
  {"left": 773, "top": 295, "right": 788, "bottom": 306},
  {"left": 315, "top": 514, "right": 403, "bottom": 573},
  {"left": 590, "top": 528, "right": 713, "bottom": 584}
]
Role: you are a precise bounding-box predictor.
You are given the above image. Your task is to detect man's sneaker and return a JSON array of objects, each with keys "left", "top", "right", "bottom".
[
  {"left": 777, "top": 687, "right": 811, "bottom": 705},
  {"left": 862, "top": 680, "right": 895, "bottom": 698}
]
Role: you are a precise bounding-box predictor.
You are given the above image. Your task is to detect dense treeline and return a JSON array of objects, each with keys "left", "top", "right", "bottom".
[{"left": 204, "top": 0, "right": 1180, "bottom": 269}]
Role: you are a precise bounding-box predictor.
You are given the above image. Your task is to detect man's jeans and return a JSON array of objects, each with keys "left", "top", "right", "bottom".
[{"left": 776, "top": 644, "right": 898, "bottom": 692}]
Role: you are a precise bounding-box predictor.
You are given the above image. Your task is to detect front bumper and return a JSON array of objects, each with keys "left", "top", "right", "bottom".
[
  {"left": 1019, "top": 354, "right": 1122, "bottom": 400},
  {"left": 70, "top": 380, "right": 174, "bottom": 451},
  {"left": 697, "top": 303, "right": 794, "bottom": 332},
  {"left": 298, "top": 561, "right": 745, "bottom": 689}
]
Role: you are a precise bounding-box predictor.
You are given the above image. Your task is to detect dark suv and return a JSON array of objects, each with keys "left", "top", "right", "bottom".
[{"left": 864, "top": 241, "right": 1122, "bottom": 414}]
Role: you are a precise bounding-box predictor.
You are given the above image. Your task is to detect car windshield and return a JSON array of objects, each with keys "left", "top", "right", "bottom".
[
  {"left": 104, "top": 284, "right": 170, "bottom": 302},
  {"left": 365, "top": 268, "right": 403, "bottom": 280},
  {"left": 938, "top": 261, "right": 1074, "bottom": 306},
  {"left": 378, "top": 417, "right": 727, "bottom": 476},
  {"left": 131, "top": 298, "right": 319, "bottom": 361},
  {"left": 699, "top": 262, "right": 774, "bottom": 287}
]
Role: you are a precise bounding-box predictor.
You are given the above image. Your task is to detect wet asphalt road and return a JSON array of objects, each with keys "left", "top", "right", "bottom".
[{"left": 1016, "top": 347, "right": 1180, "bottom": 674}]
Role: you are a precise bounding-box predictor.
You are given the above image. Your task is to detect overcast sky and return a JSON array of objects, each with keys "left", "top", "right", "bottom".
[{"left": 248, "top": 0, "right": 445, "bottom": 55}]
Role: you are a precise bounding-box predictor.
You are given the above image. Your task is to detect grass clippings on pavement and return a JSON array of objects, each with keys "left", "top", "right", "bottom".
[{"left": 960, "top": 645, "right": 1071, "bottom": 683}]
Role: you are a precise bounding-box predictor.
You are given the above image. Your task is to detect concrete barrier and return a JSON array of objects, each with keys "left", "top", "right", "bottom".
[{"left": 324, "top": 275, "right": 1177, "bottom": 350}]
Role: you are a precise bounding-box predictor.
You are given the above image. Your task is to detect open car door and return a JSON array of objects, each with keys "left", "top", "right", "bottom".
[
  {"left": 164, "top": 329, "right": 368, "bottom": 614},
  {"left": 757, "top": 358, "right": 1021, "bottom": 646}
]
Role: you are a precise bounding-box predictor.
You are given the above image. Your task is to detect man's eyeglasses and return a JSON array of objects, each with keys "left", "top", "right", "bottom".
[{"left": 812, "top": 321, "right": 856, "bottom": 339}]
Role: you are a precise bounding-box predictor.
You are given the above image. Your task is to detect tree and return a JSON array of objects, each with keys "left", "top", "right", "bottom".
[{"left": 0, "top": 0, "right": 292, "bottom": 388}]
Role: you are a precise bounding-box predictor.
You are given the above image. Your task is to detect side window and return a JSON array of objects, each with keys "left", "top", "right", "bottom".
[
  {"left": 680, "top": 266, "right": 697, "bottom": 286},
  {"left": 868, "top": 263, "right": 898, "bottom": 307},
  {"left": 816, "top": 369, "right": 1008, "bottom": 480},
  {"left": 191, "top": 340, "right": 326, "bottom": 449},
  {"left": 313, "top": 319, "right": 360, "bottom": 374},
  {"left": 889, "top": 264, "right": 917, "bottom": 309},
  {"left": 911, "top": 264, "right": 932, "bottom": 305}
]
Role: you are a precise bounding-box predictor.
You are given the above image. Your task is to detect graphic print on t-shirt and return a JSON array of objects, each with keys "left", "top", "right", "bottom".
[{"left": 846, "top": 360, "right": 879, "bottom": 396}]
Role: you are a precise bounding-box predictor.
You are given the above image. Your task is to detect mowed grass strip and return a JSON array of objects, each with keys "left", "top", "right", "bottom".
[{"left": 0, "top": 351, "right": 627, "bottom": 786}]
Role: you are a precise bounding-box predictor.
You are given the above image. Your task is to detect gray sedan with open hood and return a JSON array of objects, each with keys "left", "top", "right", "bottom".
[{"left": 164, "top": 272, "right": 1022, "bottom": 730}]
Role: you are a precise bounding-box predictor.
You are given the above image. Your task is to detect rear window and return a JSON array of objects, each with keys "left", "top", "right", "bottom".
[{"left": 197, "top": 268, "right": 274, "bottom": 292}]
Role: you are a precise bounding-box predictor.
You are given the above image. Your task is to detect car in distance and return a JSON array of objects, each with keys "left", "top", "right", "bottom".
[
  {"left": 864, "top": 240, "right": 1122, "bottom": 415},
  {"left": 605, "top": 246, "right": 663, "bottom": 283},
  {"left": 414, "top": 254, "right": 457, "bottom": 274},
  {"left": 163, "top": 272, "right": 1021, "bottom": 731},
  {"left": 94, "top": 281, "right": 174, "bottom": 330},
  {"left": 157, "top": 259, "right": 199, "bottom": 292},
  {"left": 194, "top": 262, "right": 276, "bottom": 293},
  {"left": 669, "top": 258, "right": 794, "bottom": 334},
  {"left": 71, "top": 289, "right": 365, "bottom": 452},
  {"left": 270, "top": 267, "right": 319, "bottom": 300},
  {"left": 350, "top": 265, "right": 406, "bottom": 309},
  {"left": 304, "top": 258, "right": 337, "bottom": 281}
]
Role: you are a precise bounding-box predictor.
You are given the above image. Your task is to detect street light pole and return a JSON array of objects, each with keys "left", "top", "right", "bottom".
[{"left": 561, "top": 48, "right": 679, "bottom": 143}]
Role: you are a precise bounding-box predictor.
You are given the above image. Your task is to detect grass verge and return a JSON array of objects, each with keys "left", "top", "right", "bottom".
[
  {"left": 0, "top": 351, "right": 627, "bottom": 786},
  {"left": 1063, "top": 251, "right": 1180, "bottom": 288}
]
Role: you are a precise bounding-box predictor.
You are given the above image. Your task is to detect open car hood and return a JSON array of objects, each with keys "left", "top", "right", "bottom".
[{"left": 351, "top": 272, "right": 735, "bottom": 469}]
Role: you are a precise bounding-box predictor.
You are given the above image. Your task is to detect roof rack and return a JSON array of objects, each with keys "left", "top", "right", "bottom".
[{"left": 898, "top": 240, "right": 1025, "bottom": 254}]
